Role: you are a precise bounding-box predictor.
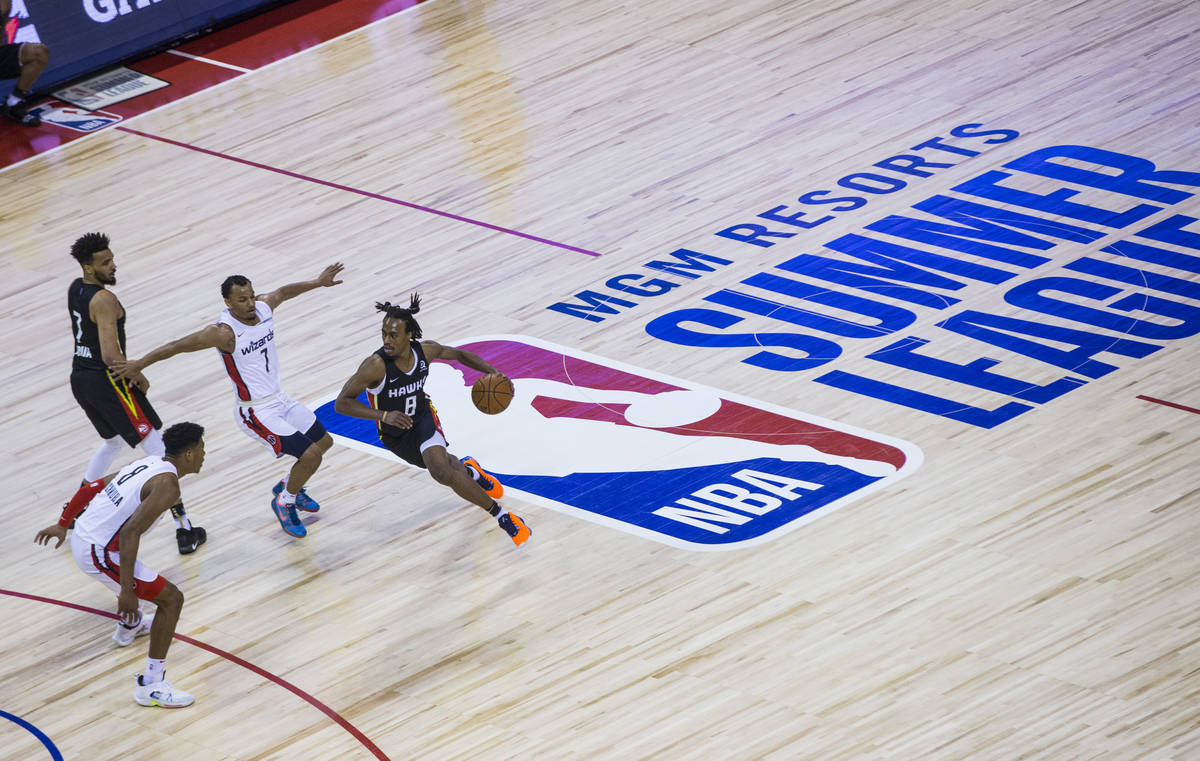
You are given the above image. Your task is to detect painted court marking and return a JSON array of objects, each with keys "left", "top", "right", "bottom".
[
  {"left": 165, "top": 49, "right": 254, "bottom": 73},
  {"left": 1137, "top": 395, "right": 1200, "bottom": 415},
  {"left": 0, "top": 588, "right": 391, "bottom": 761},
  {"left": 1, "top": 0, "right": 436, "bottom": 175},
  {"left": 0, "top": 710, "right": 63, "bottom": 761},
  {"left": 115, "top": 126, "right": 600, "bottom": 258}
]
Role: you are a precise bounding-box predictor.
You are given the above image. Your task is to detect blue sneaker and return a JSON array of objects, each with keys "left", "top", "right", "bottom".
[
  {"left": 271, "top": 495, "right": 307, "bottom": 538},
  {"left": 272, "top": 480, "right": 320, "bottom": 512}
]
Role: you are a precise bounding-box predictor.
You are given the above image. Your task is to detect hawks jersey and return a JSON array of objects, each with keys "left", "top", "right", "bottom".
[
  {"left": 68, "top": 278, "right": 125, "bottom": 371},
  {"left": 73, "top": 456, "right": 177, "bottom": 549},
  {"left": 366, "top": 341, "right": 431, "bottom": 433},
  {"left": 216, "top": 301, "right": 281, "bottom": 402}
]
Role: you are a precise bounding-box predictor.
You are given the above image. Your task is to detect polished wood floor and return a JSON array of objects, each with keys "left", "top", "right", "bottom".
[{"left": 3, "top": 0, "right": 1199, "bottom": 759}]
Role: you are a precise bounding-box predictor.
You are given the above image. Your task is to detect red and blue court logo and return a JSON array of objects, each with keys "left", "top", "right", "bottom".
[
  {"left": 28, "top": 101, "right": 122, "bottom": 132},
  {"left": 316, "top": 336, "right": 922, "bottom": 550}
]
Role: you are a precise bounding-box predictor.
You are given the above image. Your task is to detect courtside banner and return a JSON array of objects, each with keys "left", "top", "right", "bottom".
[
  {"left": 3, "top": 0, "right": 280, "bottom": 91},
  {"left": 315, "top": 336, "right": 922, "bottom": 551}
]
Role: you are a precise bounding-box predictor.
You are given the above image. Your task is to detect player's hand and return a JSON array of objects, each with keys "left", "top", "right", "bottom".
[
  {"left": 317, "top": 262, "right": 345, "bottom": 287},
  {"left": 108, "top": 358, "right": 142, "bottom": 380},
  {"left": 381, "top": 410, "right": 413, "bottom": 429},
  {"left": 34, "top": 524, "right": 67, "bottom": 549},
  {"left": 130, "top": 371, "right": 150, "bottom": 392},
  {"left": 117, "top": 589, "right": 140, "bottom": 625}
]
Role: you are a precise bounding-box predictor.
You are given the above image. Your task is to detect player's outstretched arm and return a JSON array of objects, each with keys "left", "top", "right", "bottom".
[
  {"left": 116, "top": 474, "right": 179, "bottom": 623},
  {"left": 34, "top": 473, "right": 117, "bottom": 549},
  {"left": 260, "top": 262, "right": 344, "bottom": 310},
  {"left": 422, "top": 341, "right": 504, "bottom": 377},
  {"left": 110, "top": 323, "right": 234, "bottom": 379},
  {"left": 334, "top": 354, "right": 412, "bottom": 429}
]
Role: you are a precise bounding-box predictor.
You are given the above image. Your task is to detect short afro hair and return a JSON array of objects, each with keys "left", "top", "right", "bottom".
[
  {"left": 163, "top": 422, "right": 205, "bottom": 457},
  {"left": 70, "top": 233, "right": 111, "bottom": 265}
]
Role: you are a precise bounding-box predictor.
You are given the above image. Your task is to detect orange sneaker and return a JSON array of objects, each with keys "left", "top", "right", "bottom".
[
  {"left": 461, "top": 456, "right": 503, "bottom": 499},
  {"left": 498, "top": 512, "right": 531, "bottom": 546}
]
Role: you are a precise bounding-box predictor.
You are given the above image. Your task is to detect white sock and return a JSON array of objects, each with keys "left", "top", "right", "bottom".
[
  {"left": 85, "top": 436, "right": 126, "bottom": 481},
  {"left": 5, "top": 93, "right": 21, "bottom": 107},
  {"left": 170, "top": 504, "right": 192, "bottom": 531},
  {"left": 278, "top": 489, "right": 296, "bottom": 506},
  {"left": 141, "top": 428, "right": 165, "bottom": 456},
  {"left": 144, "top": 658, "right": 165, "bottom": 684}
]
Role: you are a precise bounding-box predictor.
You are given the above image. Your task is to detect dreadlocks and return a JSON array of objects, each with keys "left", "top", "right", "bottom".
[{"left": 375, "top": 293, "right": 422, "bottom": 339}]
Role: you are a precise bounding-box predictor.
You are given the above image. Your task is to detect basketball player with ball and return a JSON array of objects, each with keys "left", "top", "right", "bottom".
[{"left": 334, "top": 295, "right": 531, "bottom": 546}]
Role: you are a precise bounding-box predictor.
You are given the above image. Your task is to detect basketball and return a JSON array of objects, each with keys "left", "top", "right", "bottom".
[{"left": 471, "top": 374, "right": 514, "bottom": 414}]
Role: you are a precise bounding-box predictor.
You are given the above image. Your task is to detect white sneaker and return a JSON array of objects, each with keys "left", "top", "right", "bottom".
[
  {"left": 133, "top": 675, "right": 194, "bottom": 708},
  {"left": 112, "top": 611, "right": 154, "bottom": 647}
]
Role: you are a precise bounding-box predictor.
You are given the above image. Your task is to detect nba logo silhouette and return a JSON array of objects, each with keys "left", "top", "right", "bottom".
[{"left": 316, "top": 336, "right": 922, "bottom": 550}]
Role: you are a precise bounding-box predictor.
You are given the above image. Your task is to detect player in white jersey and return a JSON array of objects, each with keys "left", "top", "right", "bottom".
[
  {"left": 35, "top": 422, "right": 206, "bottom": 709},
  {"left": 112, "top": 264, "right": 343, "bottom": 538}
]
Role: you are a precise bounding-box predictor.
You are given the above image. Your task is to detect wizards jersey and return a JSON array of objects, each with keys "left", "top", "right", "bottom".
[{"left": 216, "top": 301, "right": 281, "bottom": 402}]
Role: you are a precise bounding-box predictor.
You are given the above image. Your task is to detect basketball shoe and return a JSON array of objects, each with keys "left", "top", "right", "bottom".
[
  {"left": 270, "top": 495, "right": 307, "bottom": 538},
  {"left": 461, "top": 456, "right": 503, "bottom": 499},
  {"left": 176, "top": 526, "right": 207, "bottom": 555},
  {"left": 134, "top": 674, "right": 194, "bottom": 708},
  {"left": 498, "top": 512, "right": 531, "bottom": 546},
  {"left": 2, "top": 103, "right": 40, "bottom": 127},
  {"left": 272, "top": 479, "right": 320, "bottom": 512},
  {"left": 113, "top": 611, "right": 154, "bottom": 647}
]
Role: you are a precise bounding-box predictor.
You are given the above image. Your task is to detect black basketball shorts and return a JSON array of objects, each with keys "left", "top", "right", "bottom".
[
  {"left": 379, "top": 406, "right": 448, "bottom": 468},
  {"left": 0, "top": 44, "right": 24, "bottom": 80},
  {"left": 70, "top": 369, "right": 163, "bottom": 447}
]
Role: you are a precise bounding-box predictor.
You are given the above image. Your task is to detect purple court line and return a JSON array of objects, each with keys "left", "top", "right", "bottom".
[
  {"left": 0, "top": 587, "right": 391, "bottom": 761},
  {"left": 115, "top": 125, "right": 600, "bottom": 258},
  {"left": 1136, "top": 395, "right": 1200, "bottom": 415}
]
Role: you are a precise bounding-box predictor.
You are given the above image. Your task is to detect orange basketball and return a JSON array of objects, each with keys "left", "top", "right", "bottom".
[{"left": 471, "top": 374, "right": 514, "bottom": 415}]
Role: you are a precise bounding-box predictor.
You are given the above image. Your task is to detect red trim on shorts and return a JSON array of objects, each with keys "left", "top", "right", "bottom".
[
  {"left": 222, "top": 352, "right": 253, "bottom": 401},
  {"left": 240, "top": 408, "right": 284, "bottom": 455},
  {"left": 429, "top": 398, "right": 445, "bottom": 438},
  {"left": 107, "top": 373, "right": 155, "bottom": 440},
  {"left": 90, "top": 546, "right": 167, "bottom": 601},
  {"left": 104, "top": 526, "right": 121, "bottom": 555}
]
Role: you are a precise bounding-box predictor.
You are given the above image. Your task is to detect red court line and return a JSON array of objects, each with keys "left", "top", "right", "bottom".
[
  {"left": 1136, "top": 395, "right": 1200, "bottom": 415},
  {"left": 0, "top": 587, "right": 391, "bottom": 761},
  {"left": 0, "top": 0, "right": 429, "bottom": 170},
  {"left": 115, "top": 125, "right": 601, "bottom": 257}
]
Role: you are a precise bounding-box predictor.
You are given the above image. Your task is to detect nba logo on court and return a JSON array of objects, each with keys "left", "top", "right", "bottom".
[{"left": 316, "top": 336, "right": 922, "bottom": 550}]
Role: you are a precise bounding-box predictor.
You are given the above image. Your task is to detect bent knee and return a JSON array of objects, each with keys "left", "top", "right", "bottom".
[
  {"left": 428, "top": 462, "right": 455, "bottom": 485},
  {"left": 156, "top": 584, "right": 184, "bottom": 609},
  {"left": 24, "top": 44, "right": 49, "bottom": 65}
]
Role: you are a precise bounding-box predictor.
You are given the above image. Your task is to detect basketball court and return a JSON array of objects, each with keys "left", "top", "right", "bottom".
[{"left": 2, "top": 0, "right": 1199, "bottom": 759}]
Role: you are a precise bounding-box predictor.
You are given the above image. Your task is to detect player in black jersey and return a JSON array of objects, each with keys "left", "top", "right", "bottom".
[
  {"left": 334, "top": 294, "right": 531, "bottom": 546},
  {"left": 67, "top": 233, "right": 206, "bottom": 554}
]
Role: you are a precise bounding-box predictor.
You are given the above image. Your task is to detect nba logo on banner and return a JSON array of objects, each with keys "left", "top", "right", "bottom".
[
  {"left": 29, "top": 101, "right": 122, "bottom": 132},
  {"left": 316, "top": 336, "right": 922, "bottom": 550}
]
